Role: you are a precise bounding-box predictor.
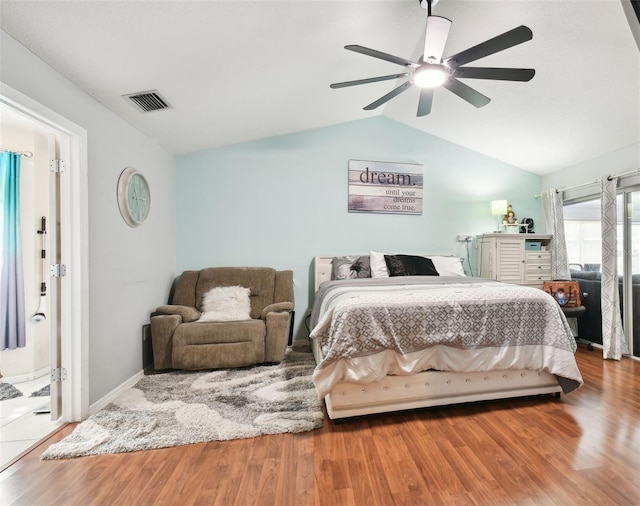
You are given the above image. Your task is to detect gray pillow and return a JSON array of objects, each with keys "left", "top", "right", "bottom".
[{"left": 332, "top": 256, "right": 371, "bottom": 280}]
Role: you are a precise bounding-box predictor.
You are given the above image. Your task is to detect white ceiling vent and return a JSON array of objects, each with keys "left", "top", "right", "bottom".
[{"left": 123, "top": 90, "right": 172, "bottom": 113}]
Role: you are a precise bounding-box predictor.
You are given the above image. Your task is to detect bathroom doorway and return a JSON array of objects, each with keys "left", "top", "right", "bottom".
[{"left": 0, "top": 82, "right": 88, "bottom": 467}]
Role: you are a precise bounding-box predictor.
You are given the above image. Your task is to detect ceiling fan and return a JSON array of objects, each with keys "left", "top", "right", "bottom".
[{"left": 330, "top": 0, "right": 535, "bottom": 116}]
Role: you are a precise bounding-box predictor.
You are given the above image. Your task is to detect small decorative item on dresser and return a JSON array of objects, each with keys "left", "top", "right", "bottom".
[
  {"left": 520, "top": 217, "right": 535, "bottom": 233},
  {"left": 502, "top": 203, "right": 519, "bottom": 233},
  {"left": 502, "top": 203, "right": 517, "bottom": 224}
]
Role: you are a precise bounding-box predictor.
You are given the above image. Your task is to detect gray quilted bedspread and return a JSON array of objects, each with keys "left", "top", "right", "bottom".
[{"left": 310, "top": 277, "right": 579, "bottom": 389}]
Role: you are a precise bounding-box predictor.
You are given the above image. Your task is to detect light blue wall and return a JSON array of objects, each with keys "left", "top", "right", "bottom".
[{"left": 176, "top": 116, "right": 542, "bottom": 339}]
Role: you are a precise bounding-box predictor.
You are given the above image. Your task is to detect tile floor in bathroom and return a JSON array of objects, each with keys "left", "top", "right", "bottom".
[{"left": 0, "top": 376, "right": 63, "bottom": 469}]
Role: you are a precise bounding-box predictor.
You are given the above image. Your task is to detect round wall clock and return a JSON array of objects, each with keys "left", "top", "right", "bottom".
[{"left": 117, "top": 167, "right": 151, "bottom": 227}]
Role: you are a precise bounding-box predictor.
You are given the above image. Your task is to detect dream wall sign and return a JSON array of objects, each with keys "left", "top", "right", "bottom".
[{"left": 348, "top": 159, "right": 423, "bottom": 215}]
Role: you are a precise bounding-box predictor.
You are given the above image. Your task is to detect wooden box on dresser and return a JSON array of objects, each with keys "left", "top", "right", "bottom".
[{"left": 477, "top": 233, "right": 553, "bottom": 289}]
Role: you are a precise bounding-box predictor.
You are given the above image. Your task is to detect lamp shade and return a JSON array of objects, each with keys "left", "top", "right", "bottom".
[{"left": 490, "top": 200, "right": 508, "bottom": 216}]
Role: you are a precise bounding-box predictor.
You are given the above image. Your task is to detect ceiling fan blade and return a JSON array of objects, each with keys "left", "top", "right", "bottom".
[
  {"left": 363, "top": 81, "right": 413, "bottom": 110},
  {"left": 330, "top": 73, "right": 409, "bottom": 89},
  {"left": 423, "top": 16, "right": 452, "bottom": 63},
  {"left": 345, "top": 45, "right": 419, "bottom": 68},
  {"left": 417, "top": 88, "right": 434, "bottom": 116},
  {"left": 442, "top": 78, "right": 491, "bottom": 108},
  {"left": 444, "top": 25, "right": 533, "bottom": 67},
  {"left": 455, "top": 67, "right": 535, "bottom": 81}
]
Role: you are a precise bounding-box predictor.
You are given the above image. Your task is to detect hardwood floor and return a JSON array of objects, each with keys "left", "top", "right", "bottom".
[{"left": 1, "top": 347, "right": 638, "bottom": 506}]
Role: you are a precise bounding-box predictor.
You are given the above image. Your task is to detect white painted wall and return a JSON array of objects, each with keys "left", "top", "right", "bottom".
[
  {"left": 1, "top": 30, "right": 177, "bottom": 404},
  {"left": 0, "top": 121, "right": 49, "bottom": 378},
  {"left": 541, "top": 143, "right": 640, "bottom": 193}
]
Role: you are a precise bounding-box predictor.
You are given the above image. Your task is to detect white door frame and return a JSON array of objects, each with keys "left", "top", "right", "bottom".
[{"left": 1, "top": 81, "right": 89, "bottom": 422}]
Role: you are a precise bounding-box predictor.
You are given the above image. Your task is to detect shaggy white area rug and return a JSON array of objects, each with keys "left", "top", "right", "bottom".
[
  {"left": 30, "top": 384, "right": 50, "bottom": 397},
  {"left": 41, "top": 344, "right": 323, "bottom": 459},
  {"left": 0, "top": 382, "right": 23, "bottom": 401}
]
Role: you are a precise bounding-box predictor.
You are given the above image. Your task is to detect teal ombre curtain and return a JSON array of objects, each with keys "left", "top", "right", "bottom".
[{"left": 0, "top": 152, "right": 26, "bottom": 349}]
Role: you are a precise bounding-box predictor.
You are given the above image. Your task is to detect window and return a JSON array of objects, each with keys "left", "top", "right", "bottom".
[{"left": 564, "top": 189, "right": 639, "bottom": 357}]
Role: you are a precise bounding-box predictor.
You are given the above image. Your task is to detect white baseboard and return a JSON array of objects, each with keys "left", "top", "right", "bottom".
[
  {"left": 2, "top": 366, "right": 50, "bottom": 385},
  {"left": 89, "top": 369, "right": 145, "bottom": 416}
]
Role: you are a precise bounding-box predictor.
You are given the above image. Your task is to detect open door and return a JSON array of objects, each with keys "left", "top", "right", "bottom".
[{"left": 48, "top": 133, "right": 62, "bottom": 420}]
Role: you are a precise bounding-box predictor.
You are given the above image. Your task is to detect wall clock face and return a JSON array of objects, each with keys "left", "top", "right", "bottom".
[{"left": 117, "top": 167, "right": 150, "bottom": 227}]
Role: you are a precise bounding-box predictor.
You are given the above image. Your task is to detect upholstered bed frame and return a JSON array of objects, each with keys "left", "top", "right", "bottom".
[{"left": 311, "top": 256, "right": 563, "bottom": 420}]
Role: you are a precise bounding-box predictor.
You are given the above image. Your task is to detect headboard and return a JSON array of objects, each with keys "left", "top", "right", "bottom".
[
  {"left": 314, "top": 256, "right": 335, "bottom": 293},
  {"left": 314, "top": 253, "right": 466, "bottom": 293}
]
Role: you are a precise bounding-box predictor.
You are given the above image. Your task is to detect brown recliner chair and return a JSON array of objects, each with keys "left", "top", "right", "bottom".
[{"left": 151, "top": 267, "right": 294, "bottom": 370}]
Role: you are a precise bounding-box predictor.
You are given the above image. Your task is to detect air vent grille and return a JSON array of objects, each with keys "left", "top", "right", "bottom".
[{"left": 124, "top": 90, "right": 172, "bottom": 113}]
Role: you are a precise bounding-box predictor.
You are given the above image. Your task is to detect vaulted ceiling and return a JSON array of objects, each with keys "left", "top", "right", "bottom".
[{"left": 1, "top": 0, "right": 639, "bottom": 175}]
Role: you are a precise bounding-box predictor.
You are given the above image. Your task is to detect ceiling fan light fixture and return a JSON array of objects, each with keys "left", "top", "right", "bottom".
[
  {"left": 331, "top": 4, "right": 534, "bottom": 115},
  {"left": 413, "top": 65, "right": 447, "bottom": 88}
]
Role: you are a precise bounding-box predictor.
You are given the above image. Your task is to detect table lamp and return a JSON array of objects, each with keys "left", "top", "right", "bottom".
[{"left": 490, "top": 200, "right": 508, "bottom": 232}]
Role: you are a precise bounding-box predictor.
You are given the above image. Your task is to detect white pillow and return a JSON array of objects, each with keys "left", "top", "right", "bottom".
[
  {"left": 369, "top": 251, "right": 390, "bottom": 278},
  {"left": 429, "top": 256, "right": 466, "bottom": 277},
  {"left": 199, "top": 286, "right": 251, "bottom": 322}
]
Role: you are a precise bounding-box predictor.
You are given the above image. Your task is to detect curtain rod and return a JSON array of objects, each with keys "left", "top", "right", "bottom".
[
  {"left": 534, "top": 167, "right": 640, "bottom": 198},
  {"left": 0, "top": 148, "right": 33, "bottom": 158}
]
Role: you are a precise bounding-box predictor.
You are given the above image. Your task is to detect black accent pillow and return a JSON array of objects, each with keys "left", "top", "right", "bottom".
[{"left": 384, "top": 254, "right": 440, "bottom": 277}]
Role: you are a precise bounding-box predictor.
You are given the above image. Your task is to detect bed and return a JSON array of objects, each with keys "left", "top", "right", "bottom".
[{"left": 309, "top": 254, "right": 583, "bottom": 420}]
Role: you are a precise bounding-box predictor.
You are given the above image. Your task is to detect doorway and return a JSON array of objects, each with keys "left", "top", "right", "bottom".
[
  {"left": 1, "top": 110, "right": 54, "bottom": 394},
  {"left": 564, "top": 191, "right": 639, "bottom": 358},
  {"left": 0, "top": 82, "right": 88, "bottom": 466}
]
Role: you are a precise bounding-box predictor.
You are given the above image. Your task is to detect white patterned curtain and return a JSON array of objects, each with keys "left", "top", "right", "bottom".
[
  {"left": 600, "top": 177, "right": 628, "bottom": 359},
  {"left": 541, "top": 189, "right": 570, "bottom": 280}
]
